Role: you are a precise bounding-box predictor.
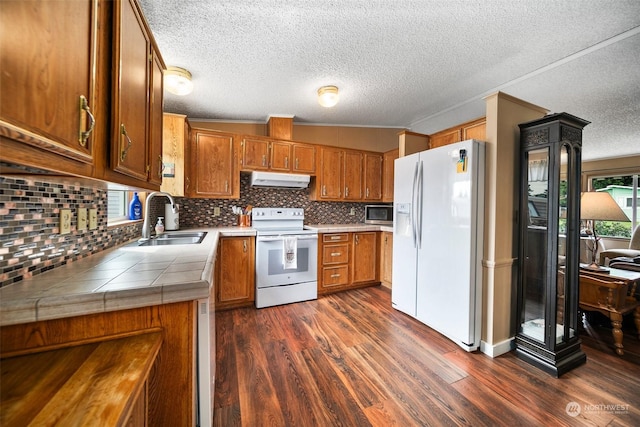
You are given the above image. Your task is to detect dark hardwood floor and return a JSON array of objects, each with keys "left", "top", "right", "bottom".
[{"left": 214, "top": 286, "right": 640, "bottom": 426}]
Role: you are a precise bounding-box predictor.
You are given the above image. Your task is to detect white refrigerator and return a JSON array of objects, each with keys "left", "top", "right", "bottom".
[{"left": 392, "top": 139, "right": 485, "bottom": 351}]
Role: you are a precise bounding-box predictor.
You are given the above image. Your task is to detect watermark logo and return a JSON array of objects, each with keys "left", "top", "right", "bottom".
[
  {"left": 566, "top": 401, "right": 630, "bottom": 417},
  {"left": 566, "top": 402, "right": 581, "bottom": 417}
]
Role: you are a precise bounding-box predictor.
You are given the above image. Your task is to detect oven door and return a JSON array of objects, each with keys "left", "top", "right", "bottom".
[{"left": 255, "top": 234, "right": 318, "bottom": 288}]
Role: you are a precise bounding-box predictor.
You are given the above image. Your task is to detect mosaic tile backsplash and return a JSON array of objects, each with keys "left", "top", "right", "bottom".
[
  {"left": 175, "top": 173, "right": 367, "bottom": 228},
  {"left": 0, "top": 176, "right": 141, "bottom": 287},
  {"left": 1, "top": 173, "right": 381, "bottom": 287}
]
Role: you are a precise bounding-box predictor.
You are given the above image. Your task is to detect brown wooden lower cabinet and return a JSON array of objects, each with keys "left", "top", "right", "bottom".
[
  {"left": 215, "top": 236, "right": 255, "bottom": 310},
  {"left": 0, "top": 302, "right": 196, "bottom": 426},
  {"left": 318, "top": 231, "right": 380, "bottom": 294}
]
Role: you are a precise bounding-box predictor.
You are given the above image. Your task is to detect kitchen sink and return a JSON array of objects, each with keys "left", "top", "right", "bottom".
[{"left": 134, "top": 231, "right": 207, "bottom": 246}]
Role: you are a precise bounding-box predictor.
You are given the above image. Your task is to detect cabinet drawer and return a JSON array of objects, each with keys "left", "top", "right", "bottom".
[
  {"left": 322, "top": 266, "right": 350, "bottom": 287},
  {"left": 322, "top": 243, "right": 349, "bottom": 265},
  {"left": 322, "top": 233, "right": 349, "bottom": 243}
]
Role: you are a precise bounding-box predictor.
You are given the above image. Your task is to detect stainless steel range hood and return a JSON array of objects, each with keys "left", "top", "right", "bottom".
[{"left": 250, "top": 171, "right": 310, "bottom": 189}]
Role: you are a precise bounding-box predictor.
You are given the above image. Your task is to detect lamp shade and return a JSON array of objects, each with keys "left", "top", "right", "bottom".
[
  {"left": 164, "top": 66, "right": 193, "bottom": 96},
  {"left": 580, "top": 191, "right": 629, "bottom": 221},
  {"left": 318, "top": 85, "right": 339, "bottom": 107}
]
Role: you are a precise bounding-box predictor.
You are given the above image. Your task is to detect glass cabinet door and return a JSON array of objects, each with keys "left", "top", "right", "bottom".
[{"left": 520, "top": 147, "right": 549, "bottom": 343}]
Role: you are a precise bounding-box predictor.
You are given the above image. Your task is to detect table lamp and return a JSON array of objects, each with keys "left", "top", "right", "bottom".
[{"left": 580, "top": 191, "right": 629, "bottom": 271}]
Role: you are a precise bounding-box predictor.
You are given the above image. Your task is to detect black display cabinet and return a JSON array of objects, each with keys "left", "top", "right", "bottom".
[{"left": 516, "top": 112, "right": 589, "bottom": 377}]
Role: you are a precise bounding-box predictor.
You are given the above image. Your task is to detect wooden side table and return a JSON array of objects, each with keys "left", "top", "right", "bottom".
[{"left": 579, "top": 270, "right": 640, "bottom": 355}]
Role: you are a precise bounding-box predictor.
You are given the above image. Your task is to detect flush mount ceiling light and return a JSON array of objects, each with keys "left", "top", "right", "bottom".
[
  {"left": 317, "top": 85, "right": 339, "bottom": 108},
  {"left": 164, "top": 66, "right": 193, "bottom": 96}
]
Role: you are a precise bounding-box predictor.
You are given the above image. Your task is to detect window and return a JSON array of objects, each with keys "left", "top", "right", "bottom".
[
  {"left": 589, "top": 174, "right": 638, "bottom": 238},
  {"left": 107, "top": 190, "right": 131, "bottom": 223}
]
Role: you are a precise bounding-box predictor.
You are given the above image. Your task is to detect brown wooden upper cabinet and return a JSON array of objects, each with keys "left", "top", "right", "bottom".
[
  {"left": 0, "top": 0, "right": 165, "bottom": 191},
  {"left": 291, "top": 143, "right": 316, "bottom": 174},
  {"left": 312, "top": 147, "right": 385, "bottom": 202},
  {"left": 429, "top": 117, "right": 486, "bottom": 149},
  {"left": 188, "top": 129, "right": 239, "bottom": 199},
  {"left": 363, "top": 153, "right": 383, "bottom": 201},
  {"left": 343, "top": 151, "right": 363, "bottom": 200},
  {"left": 382, "top": 149, "right": 399, "bottom": 202},
  {"left": 0, "top": 0, "right": 98, "bottom": 177},
  {"left": 240, "top": 136, "right": 316, "bottom": 174}
]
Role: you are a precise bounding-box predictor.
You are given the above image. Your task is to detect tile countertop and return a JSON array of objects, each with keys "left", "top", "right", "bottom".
[
  {"left": 0, "top": 227, "right": 256, "bottom": 327},
  {"left": 305, "top": 224, "right": 394, "bottom": 233}
]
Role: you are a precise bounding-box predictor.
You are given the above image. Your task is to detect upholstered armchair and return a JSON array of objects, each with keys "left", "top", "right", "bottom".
[{"left": 600, "top": 225, "right": 640, "bottom": 265}]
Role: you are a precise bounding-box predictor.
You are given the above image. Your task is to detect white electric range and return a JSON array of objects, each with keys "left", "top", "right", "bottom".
[{"left": 251, "top": 207, "right": 318, "bottom": 308}]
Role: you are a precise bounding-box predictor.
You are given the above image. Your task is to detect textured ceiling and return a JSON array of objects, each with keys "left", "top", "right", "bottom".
[{"left": 138, "top": 0, "right": 640, "bottom": 161}]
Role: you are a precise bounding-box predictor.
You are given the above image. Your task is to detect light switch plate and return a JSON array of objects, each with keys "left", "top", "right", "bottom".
[
  {"left": 213, "top": 207, "right": 221, "bottom": 217},
  {"left": 60, "top": 209, "right": 72, "bottom": 234},
  {"left": 89, "top": 208, "right": 98, "bottom": 230},
  {"left": 77, "top": 208, "right": 87, "bottom": 231}
]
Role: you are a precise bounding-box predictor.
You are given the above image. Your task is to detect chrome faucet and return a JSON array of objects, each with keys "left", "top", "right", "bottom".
[{"left": 141, "top": 191, "right": 177, "bottom": 240}]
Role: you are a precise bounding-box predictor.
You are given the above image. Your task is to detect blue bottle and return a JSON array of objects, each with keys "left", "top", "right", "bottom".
[{"left": 129, "top": 192, "right": 142, "bottom": 220}]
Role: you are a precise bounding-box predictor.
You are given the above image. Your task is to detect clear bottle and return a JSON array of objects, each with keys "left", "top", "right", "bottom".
[{"left": 155, "top": 217, "right": 165, "bottom": 235}]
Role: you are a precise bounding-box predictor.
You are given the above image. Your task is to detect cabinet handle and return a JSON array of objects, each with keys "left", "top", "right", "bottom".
[
  {"left": 225, "top": 180, "right": 229, "bottom": 192},
  {"left": 285, "top": 157, "right": 288, "bottom": 168},
  {"left": 158, "top": 155, "right": 164, "bottom": 179},
  {"left": 330, "top": 252, "right": 341, "bottom": 256},
  {"left": 78, "top": 95, "right": 95, "bottom": 147},
  {"left": 322, "top": 185, "right": 326, "bottom": 196},
  {"left": 295, "top": 158, "right": 299, "bottom": 169},
  {"left": 345, "top": 187, "right": 349, "bottom": 197},
  {"left": 186, "top": 176, "right": 190, "bottom": 190},
  {"left": 262, "top": 154, "right": 266, "bottom": 166},
  {"left": 355, "top": 235, "right": 359, "bottom": 244},
  {"left": 366, "top": 188, "right": 370, "bottom": 198},
  {"left": 243, "top": 240, "right": 247, "bottom": 252},
  {"left": 120, "top": 124, "right": 132, "bottom": 161},
  {"left": 331, "top": 273, "right": 341, "bottom": 278},
  {"left": 330, "top": 235, "right": 341, "bottom": 240}
]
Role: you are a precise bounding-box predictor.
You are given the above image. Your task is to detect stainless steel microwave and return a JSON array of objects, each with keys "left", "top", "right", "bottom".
[{"left": 364, "top": 204, "right": 393, "bottom": 225}]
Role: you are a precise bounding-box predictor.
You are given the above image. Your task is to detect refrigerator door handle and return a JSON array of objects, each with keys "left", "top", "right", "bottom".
[
  {"left": 417, "top": 160, "right": 424, "bottom": 249},
  {"left": 411, "top": 160, "right": 419, "bottom": 247}
]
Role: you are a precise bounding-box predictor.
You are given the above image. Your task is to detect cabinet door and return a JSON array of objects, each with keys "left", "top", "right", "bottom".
[
  {"left": 112, "top": 0, "right": 150, "bottom": 181},
  {"left": 429, "top": 128, "right": 460, "bottom": 149},
  {"left": 363, "top": 153, "right": 383, "bottom": 200},
  {"left": 352, "top": 232, "right": 378, "bottom": 284},
  {"left": 190, "top": 131, "right": 237, "bottom": 198},
  {"left": 270, "top": 141, "right": 292, "bottom": 172},
  {"left": 148, "top": 48, "right": 164, "bottom": 186},
  {"left": 217, "top": 237, "right": 255, "bottom": 308},
  {"left": 318, "top": 147, "right": 343, "bottom": 199},
  {"left": 382, "top": 149, "right": 399, "bottom": 202},
  {"left": 343, "top": 151, "right": 363, "bottom": 200},
  {"left": 0, "top": 0, "right": 97, "bottom": 169},
  {"left": 381, "top": 232, "right": 393, "bottom": 286},
  {"left": 241, "top": 137, "right": 269, "bottom": 170},
  {"left": 462, "top": 118, "right": 486, "bottom": 141},
  {"left": 292, "top": 143, "right": 316, "bottom": 174},
  {"left": 160, "top": 113, "right": 186, "bottom": 196}
]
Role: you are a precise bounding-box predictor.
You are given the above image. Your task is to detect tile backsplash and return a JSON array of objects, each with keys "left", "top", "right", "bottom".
[
  {"left": 1, "top": 172, "right": 380, "bottom": 287},
  {"left": 0, "top": 176, "right": 141, "bottom": 287},
  {"left": 175, "top": 173, "right": 366, "bottom": 228}
]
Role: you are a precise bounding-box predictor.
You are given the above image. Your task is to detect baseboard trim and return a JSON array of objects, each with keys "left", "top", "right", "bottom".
[{"left": 480, "top": 337, "right": 515, "bottom": 358}]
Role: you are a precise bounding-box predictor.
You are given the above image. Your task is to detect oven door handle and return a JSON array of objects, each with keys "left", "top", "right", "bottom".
[{"left": 257, "top": 235, "right": 318, "bottom": 242}]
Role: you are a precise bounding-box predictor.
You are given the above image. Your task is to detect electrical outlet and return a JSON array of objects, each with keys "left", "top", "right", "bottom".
[
  {"left": 78, "top": 208, "right": 87, "bottom": 231},
  {"left": 89, "top": 208, "right": 98, "bottom": 230},
  {"left": 60, "top": 209, "right": 71, "bottom": 234},
  {"left": 349, "top": 207, "right": 355, "bottom": 216},
  {"left": 213, "top": 207, "right": 221, "bottom": 217}
]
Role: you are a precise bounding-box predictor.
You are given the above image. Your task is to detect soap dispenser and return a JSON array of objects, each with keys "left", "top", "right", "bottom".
[{"left": 155, "top": 217, "right": 165, "bottom": 235}]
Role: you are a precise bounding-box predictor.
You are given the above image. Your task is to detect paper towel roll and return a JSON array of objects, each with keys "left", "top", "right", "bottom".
[{"left": 165, "top": 203, "right": 179, "bottom": 231}]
